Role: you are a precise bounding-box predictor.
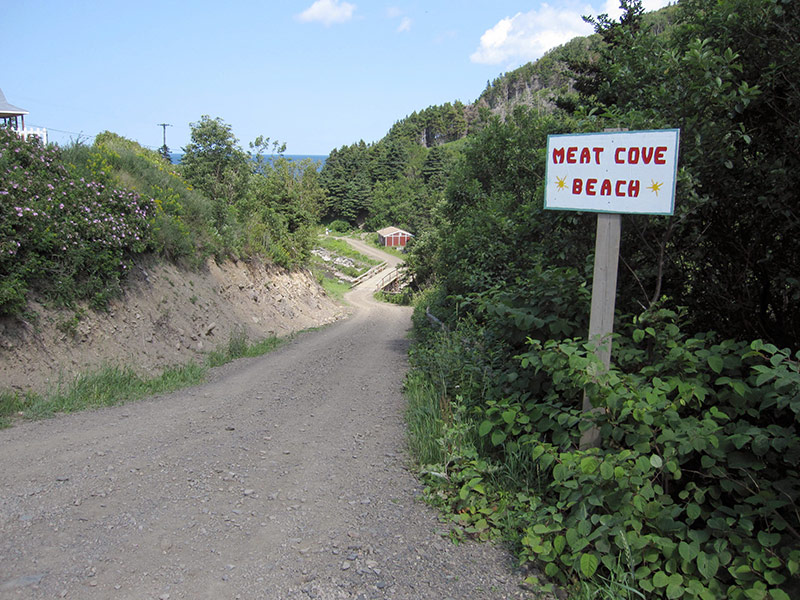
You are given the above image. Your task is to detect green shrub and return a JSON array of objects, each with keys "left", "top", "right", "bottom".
[
  {"left": 328, "top": 219, "right": 350, "bottom": 233},
  {"left": 374, "top": 289, "right": 413, "bottom": 305},
  {"left": 65, "top": 131, "right": 220, "bottom": 264},
  {"left": 0, "top": 130, "right": 154, "bottom": 315},
  {"left": 411, "top": 306, "right": 800, "bottom": 599},
  {"left": 508, "top": 323, "right": 800, "bottom": 599},
  {"left": 409, "top": 264, "right": 589, "bottom": 415}
]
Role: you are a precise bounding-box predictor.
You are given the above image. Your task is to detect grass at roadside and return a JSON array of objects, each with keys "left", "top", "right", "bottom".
[
  {"left": 205, "top": 325, "right": 284, "bottom": 367},
  {"left": 0, "top": 329, "right": 286, "bottom": 428},
  {"left": 404, "top": 371, "right": 447, "bottom": 466},
  {"left": 316, "top": 273, "right": 351, "bottom": 302},
  {"left": 316, "top": 236, "right": 381, "bottom": 266}
]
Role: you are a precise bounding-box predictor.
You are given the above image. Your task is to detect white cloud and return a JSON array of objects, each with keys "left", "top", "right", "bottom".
[
  {"left": 386, "top": 7, "right": 411, "bottom": 33},
  {"left": 470, "top": 1, "right": 673, "bottom": 66},
  {"left": 602, "top": 0, "right": 673, "bottom": 20},
  {"left": 297, "top": 0, "right": 356, "bottom": 26},
  {"left": 470, "top": 4, "right": 595, "bottom": 65}
]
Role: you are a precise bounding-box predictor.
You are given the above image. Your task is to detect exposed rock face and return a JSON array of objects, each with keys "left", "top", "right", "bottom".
[
  {"left": 473, "top": 74, "right": 566, "bottom": 120},
  {"left": 0, "top": 257, "right": 347, "bottom": 394}
]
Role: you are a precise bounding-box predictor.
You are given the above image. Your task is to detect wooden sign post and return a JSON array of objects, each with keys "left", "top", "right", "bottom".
[
  {"left": 580, "top": 212, "right": 621, "bottom": 448},
  {"left": 544, "top": 129, "right": 680, "bottom": 449}
]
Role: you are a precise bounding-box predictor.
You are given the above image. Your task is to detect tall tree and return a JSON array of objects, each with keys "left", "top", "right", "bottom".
[
  {"left": 181, "top": 116, "right": 249, "bottom": 226},
  {"left": 319, "top": 141, "right": 373, "bottom": 224}
]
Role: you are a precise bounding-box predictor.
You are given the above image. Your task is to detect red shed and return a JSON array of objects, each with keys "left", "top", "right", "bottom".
[{"left": 377, "top": 226, "right": 413, "bottom": 248}]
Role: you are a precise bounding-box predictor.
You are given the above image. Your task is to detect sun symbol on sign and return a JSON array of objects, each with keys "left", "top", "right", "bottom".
[
  {"left": 648, "top": 179, "right": 664, "bottom": 196},
  {"left": 555, "top": 176, "right": 567, "bottom": 190}
]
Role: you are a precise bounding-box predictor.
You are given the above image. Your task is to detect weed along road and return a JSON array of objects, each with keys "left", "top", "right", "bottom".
[{"left": 0, "top": 242, "right": 532, "bottom": 600}]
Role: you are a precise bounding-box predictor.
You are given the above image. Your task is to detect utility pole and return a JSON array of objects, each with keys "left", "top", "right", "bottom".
[
  {"left": 157, "top": 123, "right": 172, "bottom": 162},
  {"left": 157, "top": 123, "right": 172, "bottom": 147}
]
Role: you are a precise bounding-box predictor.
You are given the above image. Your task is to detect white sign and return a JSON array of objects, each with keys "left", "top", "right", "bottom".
[{"left": 544, "top": 129, "right": 680, "bottom": 215}]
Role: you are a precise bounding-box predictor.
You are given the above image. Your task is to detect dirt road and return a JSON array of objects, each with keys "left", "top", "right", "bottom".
[{"left": 0, "top": 242, "right": 531, "bottom": 599}]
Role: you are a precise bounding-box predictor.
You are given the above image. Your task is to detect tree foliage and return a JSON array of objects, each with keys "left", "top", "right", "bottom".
[
  {"left": 319, "top": 129, "right": 458, "bottom": 233},
  {"left": 319, "top": 141, "right": 373, "bottom": 224},
  {"left": 569, "top": 0, "right": 800, "bottom": 345},
  {"left": 403, "top": 1, "right": 800, "bottom": 598},
  {"left": 180, "top": 117, "right": 325, "bottom": 268},
  {"left": 181, "top": 116, "right": 247, "bottom": 198}
]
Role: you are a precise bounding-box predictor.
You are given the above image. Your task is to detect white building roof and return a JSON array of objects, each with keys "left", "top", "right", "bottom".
[
  {"left": 0, "top": 88, "right": 29, "bottom": 118},
  {"left": 377, "top": 226, "right": 412, "bottom": 237}
]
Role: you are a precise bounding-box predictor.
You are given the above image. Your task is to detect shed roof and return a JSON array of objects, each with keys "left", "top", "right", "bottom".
[
  {"left": 377, "top": 226, "right": 412, "bottom": 237},
  {"left": 0, "top": 88, "right": 29, "bottom": 118}
]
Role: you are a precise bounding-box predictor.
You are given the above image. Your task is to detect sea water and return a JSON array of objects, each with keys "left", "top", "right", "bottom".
[{"left": 169, "top": 153, "right": 327, "bottom": 166}]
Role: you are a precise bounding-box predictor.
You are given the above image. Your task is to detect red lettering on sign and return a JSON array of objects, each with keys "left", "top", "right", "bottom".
[
  {"left": 613, "top": 146, "right": 672, "bottom": 165},
  {"left": 567, "top": 147, "right": 577, "bottom": 164},
  {"left": 553, "top": 146, "right": 607, "bottom": 165},
  {"left": 572, "top": 178, "right": 642, "bottom": 197}
]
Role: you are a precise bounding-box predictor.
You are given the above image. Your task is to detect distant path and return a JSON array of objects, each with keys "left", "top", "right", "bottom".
[
  {"left": 0, "top": 242, "right": 531, "bottom": 599},
  {"left": 336, "top": 236, "right": 405, "bottom": 269}
]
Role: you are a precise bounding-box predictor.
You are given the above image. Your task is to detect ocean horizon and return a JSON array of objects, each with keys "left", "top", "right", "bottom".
[{"left": 168, "top": 153, "right": 327, "bottom": 166}]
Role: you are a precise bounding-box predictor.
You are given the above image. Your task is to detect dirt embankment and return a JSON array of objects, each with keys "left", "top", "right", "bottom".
[{"left": 0, "top": 257, "right": 347, "bottom": 394}]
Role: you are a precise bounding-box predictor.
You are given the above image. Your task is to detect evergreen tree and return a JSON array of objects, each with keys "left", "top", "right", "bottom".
[{"left": 319, "top": 142, "right": 372, "bottom": 224}]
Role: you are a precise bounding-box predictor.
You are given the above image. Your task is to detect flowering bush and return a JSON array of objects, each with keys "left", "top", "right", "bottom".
[
  {"left": 64, "top": 132, "right": 221, "bottom": 264},
  {"left": 0, "top": 129, "right": 155, "bottom": 314}
]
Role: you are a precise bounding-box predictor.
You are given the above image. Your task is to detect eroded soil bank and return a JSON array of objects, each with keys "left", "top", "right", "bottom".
[{"left": 0, "top": 256, "right": 346, "bottom": 394}]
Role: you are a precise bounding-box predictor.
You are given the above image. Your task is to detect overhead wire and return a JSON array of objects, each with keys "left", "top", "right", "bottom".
[{"left": 25, "top": 124, "right": 162, "bottom": 150}]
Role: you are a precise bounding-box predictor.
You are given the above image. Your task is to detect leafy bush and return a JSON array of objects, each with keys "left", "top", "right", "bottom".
[
  {"left": 410, "top": 263, "right": 590, "bottom": 417},
  {"left": 409, "top": 306, "right": 800, "bottom": 599},
  {"left": 241, "top": 155, "right": 324, "bottom": 269},
  {"left": 327, "top": 219, "right": 350, "bottom": 233},
  {"left": 374, "top": 289, "right": 413, "bottom": 305},
  {"left": 63, "top": 131, "right": 220, "bottom": 264},
  {"left": 0, "top": 130, "right": 154, "bottom": 314}
]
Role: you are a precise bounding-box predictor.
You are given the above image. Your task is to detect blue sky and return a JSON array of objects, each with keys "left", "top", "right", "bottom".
[{"left": 3, "top": 1, "right": 670, "bottom": 155}]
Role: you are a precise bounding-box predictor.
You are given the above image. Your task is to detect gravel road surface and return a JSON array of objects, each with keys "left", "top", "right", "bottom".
[{"left": 0, "top": 242, "right": 533, "bottom": 600}]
